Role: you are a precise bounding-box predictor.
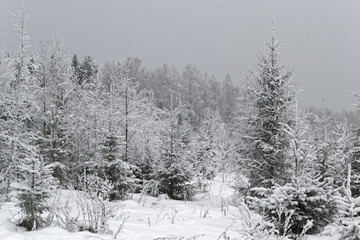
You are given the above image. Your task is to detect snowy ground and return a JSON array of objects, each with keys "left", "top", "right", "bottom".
[{"left": 0, "top": 175, "right": 338, "bottom": 240}]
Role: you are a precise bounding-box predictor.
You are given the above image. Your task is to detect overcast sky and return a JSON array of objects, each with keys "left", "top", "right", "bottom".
[{"left": 1, "top": 0, "right": 360, "bottom": 112}]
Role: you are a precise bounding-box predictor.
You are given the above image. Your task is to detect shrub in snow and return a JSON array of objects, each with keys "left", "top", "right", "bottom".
[
  {"left": 50, "top": 188, "right": 118, "bottom": 234},
  {"left": 49, "top": 162, "right": 69, "bottom": 187},
  {"left": 238, "top": 202, "right": 279, "bottom": 239},
  {"left": 232, "top": 174, "right": 251, "bottom": 202},
  {"left": 247, "top": 176, "right": 337, "bottom": 237},
  {"left": 82, "top": 173, "right": 114, "bottom": 199}
]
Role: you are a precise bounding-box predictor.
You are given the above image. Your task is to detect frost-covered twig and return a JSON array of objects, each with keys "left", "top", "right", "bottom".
[
  {"left": 156, "top": 205, "right": 165, "bottom": 223},
  {"left": 296, "top": 220, "right": 313, "bottom": 240},
  {"left": 216, "top": 221, "right": 235, "bottom": 240},
  {"left": 113, "top": 215, "right": 129, "bottom": 239},
  {"left": 171, "top": 207, "right": 177, "bottom": 224}
]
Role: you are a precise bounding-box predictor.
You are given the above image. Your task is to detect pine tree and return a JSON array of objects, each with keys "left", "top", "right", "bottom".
[
  {"left": 98, "top": 67, "right": 135, "bottom": 200},
  {"left": 347, "top": 128, "right": 360, "bottom": 197},
  {"left": 100, "top": 124, "right": 133, "bottom": 200},
  {"left": 70, "top": 54, "right": 81, "bottom": 84},
  {"left": 2, "top": 9, "right": 40, "bottom": 201},
  {"left": 155, "top": 99, "right": 195, "bottom": 200},
  {"left": 191, "top": 113, "right": 232, "bottom": 182},
  {"left": 0, "top": 50, "right": 13, "bottom": 200},
  {"left": 191, "top": 117, "right": 217, "bottom": 181},
  {"left": 239, "top": 23, "right": 295, "bottom": 187},
  {"left": 326, "top": 164, "right": 360, "bottom": 240},
  {"left": 16, "top": 142, "right": 55, "bottom": 230},
  {"left": 283, "top": 107, "right": 313, "bottom": 178},
  {"left": 313, "top": 98, "right": 336, "bottom": 180},
  {"left": 34, "top": 37, "right": 74, "bottom": 186},
  {"left": 37, "top": 107, "right": 70, "bottom": 185},
  {"left": 79, "top": 55, "right": 97, "bottom": 84},
  {"left": 220, "top": 73, "right": 238, "bottom": 123}
]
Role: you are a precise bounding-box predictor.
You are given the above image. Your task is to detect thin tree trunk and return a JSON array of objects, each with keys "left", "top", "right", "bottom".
[{"left": 125, "top": 81, "right": 128, "bottom": 163}]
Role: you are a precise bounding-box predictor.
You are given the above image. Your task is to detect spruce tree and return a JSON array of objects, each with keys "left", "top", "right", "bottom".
[
  {"left": 98, "top": 68, "right": 135, "bottom": 200},
  {"left": 16, "top": 143, "right": 55, "bottom": 230},
  {"left": 100, "top": 124, "right": 133, "bottom": 200},
  {"left": 33, "top": 38, "right": 74, "bottom": 187},
  {"left": 347, "top": 128, "right": 360, "bottom": 197},
  {"left": 79, "top": 55, "right": 97, "bottom": 84},
  {"left": 313, "top": 98, "right": 336, "bottom": 181},
  {"left": 71, "top": 54, "right": 81, "bottom": 84},
  {"left": 1, "top": 9, "right": 41, "bottom": 201},
  {"left": 220, "top": 73, "right": 238, "bottom": 123},
  {"left": 155, "top": 100, "right": 195, "bottom": 200},
  {"left": 240, "top": 23, "right": 295, "bottom": 187}
]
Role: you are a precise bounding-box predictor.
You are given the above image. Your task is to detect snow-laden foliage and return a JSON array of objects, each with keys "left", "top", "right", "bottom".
[
  {"left": 238, "top": 27, "right": 296, "bottom": 188},
  {"left": 323, "top": 164, "right": 360, "bottom": 240},
  {"left": 99, "top": 128, "right": 134, "bottom": 200},
  {"left": 247, "top": 176, "right": 337, "bottom": 236},
  {"left": 283, "top": 109, "right": 314, "bottom": 178},
  {"left": 312, "top": 100, "right": 340, "bottom": 182},
  {"left": 15, "top": 143, "right": 56, "bottom": 230},
  {"left": 31, "top": 36, "right": 77, "bottom": 187},
  {"left": 344, "top": 127, "right": 360, "bottom": 197},
  {"left": 189, "top": 113, "right": 232, "bottom": 183},
  {"left": 155, "top": 104, "right": 196, "bottom": 200},
  {"left": 238, "top": 202, "right": 279, "bottom": 239}
]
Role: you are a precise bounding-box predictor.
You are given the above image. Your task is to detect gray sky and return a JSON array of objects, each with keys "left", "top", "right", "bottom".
[{"left": 1, "top": 0, "right": 360, "bottom": 112}]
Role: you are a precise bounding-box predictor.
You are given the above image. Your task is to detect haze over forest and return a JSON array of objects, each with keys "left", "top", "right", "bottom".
[{"left": 1, "top": 0, "right": 360, "bottom": 112}]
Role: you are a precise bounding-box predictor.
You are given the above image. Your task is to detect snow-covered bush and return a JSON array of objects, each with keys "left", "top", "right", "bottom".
[
  {"left": 238, "top": 202, "right": 279, "bottom": 239},
  {"left": 50, "top": 183, "right": 119, "bottom": 233},
  {"left": 75, "top": 191, "right": 117, "bottom": 233},
  {"left": 232, "top": 174, "right": 251, "bottom": 203},
  {"left": 323, "top": 164, "right": 360, "bottom": 240},
  {"left": 82, "top": 173, "right": 114, "bottom": 199},
  {"left": 247, "top": 176, "right": 337, "bottom": 236}
]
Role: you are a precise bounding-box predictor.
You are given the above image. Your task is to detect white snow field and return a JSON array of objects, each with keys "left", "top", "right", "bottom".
[{"left": 0, "top": 175, "right": 338, "bottom": 240}]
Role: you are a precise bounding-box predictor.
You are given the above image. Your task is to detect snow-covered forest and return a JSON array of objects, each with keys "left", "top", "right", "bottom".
[{"left": 1, "top": 9, "right": 360, "bottom": 240}]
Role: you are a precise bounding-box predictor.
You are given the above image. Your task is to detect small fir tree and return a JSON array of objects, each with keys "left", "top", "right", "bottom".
[
  {"left": 16, "top": 142, "right": 56, "bottom": 230},
  {"left": 155, "top": 101, "right": 195, "bottom": 200},
  {"left": 100, "top": 125, "right": 134, "bottom": 200}
]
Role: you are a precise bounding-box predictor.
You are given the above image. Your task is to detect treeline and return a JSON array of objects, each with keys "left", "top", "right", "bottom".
[{"left": 72, "top": 55, "right": 239, "bottom": 126}]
